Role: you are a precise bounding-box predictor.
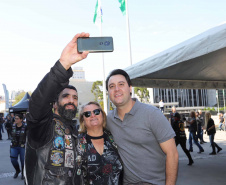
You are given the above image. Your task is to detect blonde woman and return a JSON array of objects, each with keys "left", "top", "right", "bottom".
[
  {"left": 205, "top": 112, "right": 222, "bottom": 155},
  {"left": 75, "top": 101, "right": 123, "bottom": 185}
]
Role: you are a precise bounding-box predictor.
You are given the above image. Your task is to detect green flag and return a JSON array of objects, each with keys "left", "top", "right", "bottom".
[
  {"left": 118, "top": 0, "right": 126, "bottom": 15},
  {"left": 93, "top": 0, "right": 103, "bottom": 24}
]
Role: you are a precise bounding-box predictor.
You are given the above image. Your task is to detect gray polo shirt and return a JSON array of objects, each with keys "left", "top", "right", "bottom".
[{"left": 107, "top": 98, "right": 175, "bottom": 185}]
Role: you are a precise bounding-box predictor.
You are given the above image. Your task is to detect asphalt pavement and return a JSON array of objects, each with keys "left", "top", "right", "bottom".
[{"left": 0, "top": 128, "right": 225, "bottom": 185}]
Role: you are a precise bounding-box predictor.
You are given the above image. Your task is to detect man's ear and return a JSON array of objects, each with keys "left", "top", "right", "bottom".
[
  {"left": 129, "top": 85, "right": 133, "bottom": 94},
  {"left": 53, "top": 102, "right": 57, "bottom": 110}
]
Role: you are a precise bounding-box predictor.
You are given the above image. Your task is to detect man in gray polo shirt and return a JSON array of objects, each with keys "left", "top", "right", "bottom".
[{"left": 106, "top": 69, "right": 178, "bottom": 185}]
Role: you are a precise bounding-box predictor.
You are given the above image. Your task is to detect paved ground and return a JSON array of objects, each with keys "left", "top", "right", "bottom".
[
  {"left": 0, "top": 128, "right": 225, "bottom": 185},
  {"left": 176, "top": 129, "right": 226, "bottom": 185},
  {"left": 0, "top": 131, "right": 24, "bottom": 185}
]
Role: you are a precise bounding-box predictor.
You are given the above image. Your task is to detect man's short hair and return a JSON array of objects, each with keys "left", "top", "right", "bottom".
[
  {"left": 54, "top": 85, "right": 77, "bottom": 103},
  {"left": 15, "top": 114, "right": 23, "bottom": 120},
  {"left": 106, "top": 69, "right": 132, "bottom": 91}
]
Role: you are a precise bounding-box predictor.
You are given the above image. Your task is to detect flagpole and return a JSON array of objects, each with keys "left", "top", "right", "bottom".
[
  {"left": 101, "top": 29, "right": 108, "bottom": 114},
  {"left": 98, "top": 0, "right": 108, "bottom": 114},
  {"left": 125, "top": 0, "right": 134, "bottom": 97}
]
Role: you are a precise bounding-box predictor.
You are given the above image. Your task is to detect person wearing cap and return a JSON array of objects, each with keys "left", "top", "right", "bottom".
[
  {"left": 172, "top": 112, "right": 194, "bottom": 165},
  {"left": 25, "top": 32, "right": 89, "bottom": 185}
]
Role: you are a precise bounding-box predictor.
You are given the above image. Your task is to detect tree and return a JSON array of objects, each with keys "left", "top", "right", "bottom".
[
  {"left": 91, "top": 81, "right": 103, "bottom": 102},
  {"left": 134, "top": 87, "right": 150, "bottom": 103},
  {"left": 91, "top": 81, "right": 114, "bottom": 110},
  {"left": 12, "top": 91, "right": 32, "bottom": 106}
]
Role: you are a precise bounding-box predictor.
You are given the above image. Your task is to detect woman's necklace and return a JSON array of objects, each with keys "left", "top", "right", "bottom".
[{"left": 87, "top": 134, "right": 104, "bottom": 140}]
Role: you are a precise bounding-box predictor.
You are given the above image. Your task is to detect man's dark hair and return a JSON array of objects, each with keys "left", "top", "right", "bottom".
[
  {"left": 65, "top": 85, "right": 77, "bottom": 92},
  {"left": 15, "top": 114, "right": 23, "bottom": 120},
  {"left": 54, "top": 85, "right": 77, "bottom": 103},
  {"left": 106, "top": 69, "right": 132, "bottom": 91}
]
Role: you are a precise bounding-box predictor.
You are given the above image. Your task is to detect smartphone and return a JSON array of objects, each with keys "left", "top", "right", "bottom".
[{"left": 77, "top": 37, "right": 114, "bottom": 53}]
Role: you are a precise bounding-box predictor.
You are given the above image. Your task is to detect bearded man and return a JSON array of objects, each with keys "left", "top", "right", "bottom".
[{"left": 25, "top": 32, "right": 89, "bottom": 185}]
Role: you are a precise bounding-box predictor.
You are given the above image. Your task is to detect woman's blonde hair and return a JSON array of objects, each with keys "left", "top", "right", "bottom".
[
  {"left": 205, "top": 112, "right": 211, "bottom": 124},
  {"left": 79, "top": 101, "right": 107, "bottom": 133}
]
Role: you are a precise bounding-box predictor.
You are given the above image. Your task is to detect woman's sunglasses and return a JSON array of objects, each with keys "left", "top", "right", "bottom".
[{"left": 83, "top": 109, "right": 101, "bottom": 118}]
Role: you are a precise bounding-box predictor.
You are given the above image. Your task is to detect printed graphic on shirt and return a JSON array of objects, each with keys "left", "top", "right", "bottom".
[
  {"left": 50, "top": 150, "right": 64, "bottom": 166},
  {"left": 65, "top": 149, "right": 74, "bottom": 168},
  {"left": 86, "top": 138, "right": 122, "bottom": 185},
  {"left": 65, "top": 135, "right": 73, "bottom": 149},
  {"left": 179, "top": 122, "right": 185, "bottom": 131},
  {"left": 55, "top": 121, "right": 65, "bottom": 136},
  {"left": 53, "top": 136, "right": 65, "bottom": 150}
]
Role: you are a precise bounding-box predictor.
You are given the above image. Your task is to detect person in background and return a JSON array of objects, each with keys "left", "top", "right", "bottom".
[
  {"left": 206, "top": 112, "right": 222, "bottom": 155},
  {"left": 76, "top": 101, "right": 123, "bottom": 185},
  {"left": 187, "top": 111, "right": 204, "bottom": 153},
  {"left": 218, "top": 113, "right": 224, "bottom": 131},
  {"left": 10, "top": 113, "right": 15, "bottom": 124},
  {"left": 172, "top": 112, "right": 193, "bottom": 166},
  {"left": 10, "top": 114, "right": 27, "bottom": 179},
  {"left": 0, "top": 115, "right": 4, "bottom": 140},
  {"left": 5, "top": 115, "right": 12, "bottom": 140},
  {"left": 23, "top": 113, "right": 26, "bottom": 123},
  {"left": 223, "top": 112, "right": 226, "bottom": 131},
  {"left": 196, "top": 111, "right": 206, "bottom": 144},
  {"left": 198, "top": 110, "right": 207, "bottom": 143},
  {"left": 106, "top": 69, "right": 178, "bottom": 185},
  {"left": 159, "top": 99, "right": 164, "bottom": 113},
  {"left": 169, "top": 106, "right": 177, "bottom": 126}
]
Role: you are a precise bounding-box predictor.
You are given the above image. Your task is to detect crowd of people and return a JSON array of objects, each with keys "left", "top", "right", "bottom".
[
  {"left": 0, "top": 33, "right": 224, "bottom": 185},
  {"left": 169, "top": 106, "right": 223, "bottom": 159}
]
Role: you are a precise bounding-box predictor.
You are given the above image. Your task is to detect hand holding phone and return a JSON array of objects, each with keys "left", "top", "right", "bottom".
[{"left": 77, "top": 37, "right": 114, "bottom": 53}]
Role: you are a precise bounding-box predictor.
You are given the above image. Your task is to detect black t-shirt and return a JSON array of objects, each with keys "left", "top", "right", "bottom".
[
  {"left": 172, "top": 120, "right": 186, "bottom": 138},
  {"left": 86, "top": 134, "right": 122, "bottom": 185},
  {"left": 207, "top": 118, "right": 216, "bottom": 135}
]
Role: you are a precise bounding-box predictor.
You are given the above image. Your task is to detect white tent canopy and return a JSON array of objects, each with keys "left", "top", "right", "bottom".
[{"left": 125, "top": 23, "right": 226, "bottom": 89}]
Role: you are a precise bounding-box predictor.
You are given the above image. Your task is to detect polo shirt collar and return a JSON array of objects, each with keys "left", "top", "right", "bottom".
[{"left": 113, "top": 98, "right": 139, "bottom": 119}]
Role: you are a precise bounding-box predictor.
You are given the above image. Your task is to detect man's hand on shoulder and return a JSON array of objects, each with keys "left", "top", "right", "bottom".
[{"left": 60, "top": 32, "right": 90, "bottom": 70}]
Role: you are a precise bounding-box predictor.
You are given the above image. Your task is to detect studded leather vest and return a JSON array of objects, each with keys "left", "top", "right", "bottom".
[
  {"left": 25, "top": 118, "right": 78, "bottom": 185},
  {"left": 11, "top": 123, "right": 27, "bottom": 147}
]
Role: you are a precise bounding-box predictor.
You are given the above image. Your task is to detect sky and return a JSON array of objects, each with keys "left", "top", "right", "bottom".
[{"left": 1, "top": 0, "right": 226, "bottom": 97}]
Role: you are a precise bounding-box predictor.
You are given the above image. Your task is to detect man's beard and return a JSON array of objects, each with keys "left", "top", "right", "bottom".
[{"left": 57, "top": 102, "right": 77, "bottom": 120}]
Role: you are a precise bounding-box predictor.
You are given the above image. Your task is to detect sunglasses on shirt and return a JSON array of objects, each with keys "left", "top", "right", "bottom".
[{"left": 83, "top": 109, "right": 101, "bottom": 118}]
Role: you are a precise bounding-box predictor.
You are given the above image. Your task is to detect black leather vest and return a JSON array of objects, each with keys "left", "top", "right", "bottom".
[
  {"left": 25, "top": 118, "right": 78, "bottom": 185},
  {"left": 11, "top": 123, "right": 27, "bottom": 147}
]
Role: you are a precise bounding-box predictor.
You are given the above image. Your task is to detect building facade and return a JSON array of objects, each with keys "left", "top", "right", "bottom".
[
  {"left": 148, "top": 88, "right": 217, "bottom": 107},
  {"left": 70, "top": 67, "right": 95, "bottom": 110}
]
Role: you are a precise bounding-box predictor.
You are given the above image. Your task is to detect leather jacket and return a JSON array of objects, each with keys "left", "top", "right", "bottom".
[{"left": 25, "top": 61, "right": 78, "bottom": 185}]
